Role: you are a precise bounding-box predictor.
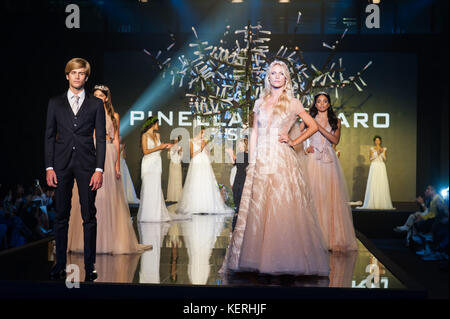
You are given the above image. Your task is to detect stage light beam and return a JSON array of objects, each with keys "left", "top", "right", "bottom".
[{"left": 440, "top": 187, "right": 449, "bottom": 199}]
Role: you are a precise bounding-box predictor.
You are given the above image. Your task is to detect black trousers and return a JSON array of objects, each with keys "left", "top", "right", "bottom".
[
  {"left": 232, "top": 179, "right": 246, "bottom": 231},
  {"left": 415, "top": 218, "right": 435, "bottom": 234},
  {"left": 54, "top": 152, "right": 97, "bottom": 270}
]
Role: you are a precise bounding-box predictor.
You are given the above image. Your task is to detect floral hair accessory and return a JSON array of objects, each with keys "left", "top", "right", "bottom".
[{"left": 141, "top": 117, "right": 158, "bottom": 132}]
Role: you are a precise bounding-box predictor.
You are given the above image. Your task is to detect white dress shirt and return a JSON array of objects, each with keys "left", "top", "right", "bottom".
[
  {"left": 67, "top": 88, "right": 85, "bottom": 115},
  {"left": 46, "top": 89, "right": 103, "bottom": 173}
]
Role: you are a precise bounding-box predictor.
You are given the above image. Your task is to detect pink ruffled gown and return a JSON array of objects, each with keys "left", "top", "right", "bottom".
[
  {"left": 305, "top": 123, "right": 358, "bottom": 251},
  {"left": 221, "top": 98, "right": 330, "bottom": 276}
]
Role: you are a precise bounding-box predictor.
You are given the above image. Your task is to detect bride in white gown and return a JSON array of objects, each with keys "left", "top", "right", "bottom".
[
  {"left": 119, "top": 138, "right": 140, "bottom": 204},
  {"left": 181, "top": 214, "right": 227, "bottom": 285},
  {"left": 358, "top": 135, "right": 394, "bottom": 210},
  {"left": 176, "top": 127, "right": 234, "bottom": 215},
  {"left": 137, "top": 117, "right": 184, "bottom": 222},
  {"left": 166, "top": 137, "right": 183, "bottom": 202},
  {"left": 138, "top": 222, "right": 170, "bottom": 284}
]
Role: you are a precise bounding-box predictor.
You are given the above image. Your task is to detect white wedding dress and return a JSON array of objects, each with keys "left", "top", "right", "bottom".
[
  {"left": 358, "top": 147, "right": 395, "bottom": 209},
  {"left": 138, "top": 222, "right": 170, "bottom": 284},
  {"left": 166, "top": 143, "right": 183, "bottom": 202},
  {"left": 138, "top": 135, "right": 182, "bottom": 222},
  {"left": 181, "top": 215, "right": 226, "bottom": 285},
  {"left": 120, "top": 147, "right": 140, "bottom": 204},
  {"left": 176, "top": 139, "right": 234, "bottom": 215}
]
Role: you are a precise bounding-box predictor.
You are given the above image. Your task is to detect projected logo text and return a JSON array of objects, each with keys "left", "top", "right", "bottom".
[{"left": 130, "top": 111, "right": 390, "bottom": 129}]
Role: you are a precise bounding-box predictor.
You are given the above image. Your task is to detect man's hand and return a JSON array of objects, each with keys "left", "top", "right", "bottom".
[
  {"left": 89, "top": 171, "right": 103, "bottom": 191},
  {"left": 46, "top": 170, "right": 58, "bottom": 187}
]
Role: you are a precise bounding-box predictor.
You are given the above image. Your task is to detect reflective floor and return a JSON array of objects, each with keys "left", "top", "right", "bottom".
[{"left": 45, "top": 214, "right": 406, "bottom": 289}]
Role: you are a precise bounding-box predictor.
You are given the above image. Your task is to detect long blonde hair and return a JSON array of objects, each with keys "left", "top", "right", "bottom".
[{"left": 261, "top": 60, "right": 294, "bottom": 115}]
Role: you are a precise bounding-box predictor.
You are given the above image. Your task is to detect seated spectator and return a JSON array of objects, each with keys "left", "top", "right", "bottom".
[
  {"left": 0, "top": 181, "right": 56, "bottom": 250},
  {"left": 18, "top": 197, "right": 41, "bottom": 241},
  {"left": 42, "top": 186, "right": 55, "bottom": 207},
  {"left": 394, "top": 185, "right": 443, "bottom": 245},
  {"left": 0, "top": 200, "right": 32, "bottom": 249},
  {"left": 3, "top": 189, "right": 14, "bottom": 212},
  {"left": 0, "top": 201, "right": 8, "bottom": 250},
  {"left": 13, "top": 184, "right": 26, "bottom": 210},
  {"left": 31, "top": 181, "right": 52, "bottom": 206},
  {"left": 0, "top": 224, "right": 7, "bottom": 250},
  {"left": 42, "top": 186, "right": 56, "bottom": 228},
  {"left": 417, "top": 195, "right": 449, "bottom": 261},
  {"left": 32, "top": 204, "right": 51, "bottom": 239},
  {"left": 8, "top": 212, "right": 30, "bottom": 247}
]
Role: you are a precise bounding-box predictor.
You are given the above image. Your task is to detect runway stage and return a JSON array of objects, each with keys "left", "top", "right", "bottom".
[{"left": 0, "top": 207, "right": 426, "bottom": 299}]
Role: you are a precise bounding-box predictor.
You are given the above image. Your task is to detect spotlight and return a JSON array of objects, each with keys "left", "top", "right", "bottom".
[
  {"left": 370, "top": 0, "right": 381, "bottom": 3},
  {"left": 279, "top": 0, "right": 290, "bottom": 3},
  {"left": 231, "top": 0, "right": 244, "bottom": 3},
  {"left": 440, "top": 187, "right": 449, "bottom": 199}
]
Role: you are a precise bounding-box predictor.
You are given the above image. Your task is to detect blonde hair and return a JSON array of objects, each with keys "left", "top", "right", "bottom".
[
  {"left": 65, "top": 58, "right": 91, "bottom": 77},
  {"left": 261, "top": 60, "right": 294, "bottom": 115}
]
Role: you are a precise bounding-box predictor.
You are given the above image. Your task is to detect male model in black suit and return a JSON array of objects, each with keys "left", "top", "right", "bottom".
[{"left": 45, "top": 58, "right": 106, "bottom": 281}]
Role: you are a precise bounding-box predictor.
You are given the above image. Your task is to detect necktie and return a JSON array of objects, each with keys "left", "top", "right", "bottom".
[{"left": 73, "top": 95, "right": 80, "bottom": 115}]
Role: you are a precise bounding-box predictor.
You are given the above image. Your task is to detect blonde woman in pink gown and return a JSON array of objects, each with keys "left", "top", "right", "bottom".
[
  {"left": 303, "top": 92, "right": 358, "bottom": 251},
  {"left": 221, "top": 61, "right": 330, "bottom": 276},
  {"left": 68, "top": 85, "right": 151, "bottom": 255}
]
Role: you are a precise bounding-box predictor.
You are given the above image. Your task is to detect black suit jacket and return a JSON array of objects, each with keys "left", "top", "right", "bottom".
[{"left": 44, "top": 91, "right": 106, "bottom": 171}]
